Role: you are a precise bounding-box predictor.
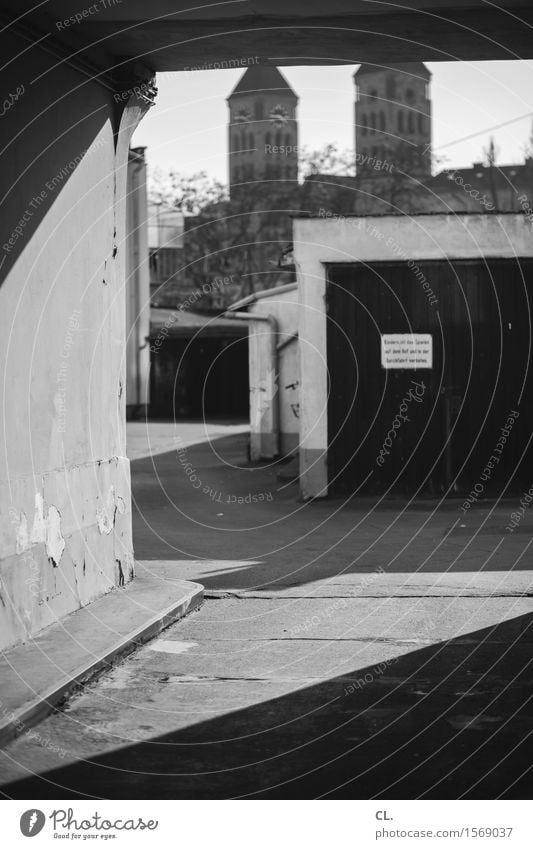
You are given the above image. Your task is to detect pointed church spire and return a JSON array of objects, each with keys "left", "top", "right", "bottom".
[{"left": 228, "top": 65, "right": 299, "bottom": 198}]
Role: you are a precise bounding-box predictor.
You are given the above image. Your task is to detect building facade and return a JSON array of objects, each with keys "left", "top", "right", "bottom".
[
  {"left": 355, "top": 62, "right": 431, "bottom": 178},
  {"left": 227, "top": 65, "right": 299, "bottom": 197}
]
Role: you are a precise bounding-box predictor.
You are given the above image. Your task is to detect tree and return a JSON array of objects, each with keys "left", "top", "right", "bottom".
[
  {"left": 148, "top": 166, "right": 227, "bottom": 215},
  {"left": 522, "top": 118, "right": 533, "bottom": 160},
  {"left": 483, "top": 135, "right": 500, "bottom": 210},
  {"left": 299, "top": 143, "right": 355, "bottom": 178},
  {"left": 184, "top": 179, "right": 301, "bottom": 305}
]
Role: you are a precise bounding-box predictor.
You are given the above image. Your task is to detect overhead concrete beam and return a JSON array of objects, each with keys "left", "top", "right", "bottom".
[{"left": 3, "top": 1, "right": 533, "bottom": 74}]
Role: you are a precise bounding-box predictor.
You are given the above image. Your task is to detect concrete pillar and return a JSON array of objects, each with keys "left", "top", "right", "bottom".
[
  {"left": 0, "top": 28, "right": 154, "bottom": 648},
  {"left": 125, "top": 148, "right": 151, "bottom": 420}
]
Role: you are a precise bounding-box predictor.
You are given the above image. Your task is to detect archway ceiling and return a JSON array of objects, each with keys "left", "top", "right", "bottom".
[{"left": 4, "top": 1, "right": 533, "bottom": 73}]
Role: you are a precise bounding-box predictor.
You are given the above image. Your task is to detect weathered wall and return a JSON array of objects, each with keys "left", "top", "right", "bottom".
[
  {"left": 126, "top": 149, "right": 151, "bottom": 418},
  {"left": 247, "top": 284, "right": 300, "bottom": 460},
  {"left": 293, "top": 213, "right": 533, "bottom": 500},
  {"left": 0, "top": 32, "right": 150, "bottom": 649}
]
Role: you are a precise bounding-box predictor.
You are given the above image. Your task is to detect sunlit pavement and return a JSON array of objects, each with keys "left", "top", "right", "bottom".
[{"left": 1, "top": 423, "right": 532, "bottom": 799}]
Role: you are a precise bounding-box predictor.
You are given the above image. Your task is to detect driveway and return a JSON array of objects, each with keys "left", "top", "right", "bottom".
[{"left": 1, "top": 423, "right": 531, "bottom": 798}]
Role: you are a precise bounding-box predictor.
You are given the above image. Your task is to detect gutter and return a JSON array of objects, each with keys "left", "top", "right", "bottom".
[{"left": 223, "top": 310, "right": 280, "bottom": 455}]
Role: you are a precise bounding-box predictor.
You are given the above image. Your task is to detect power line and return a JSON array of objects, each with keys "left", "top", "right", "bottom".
[{"left": 435, "top": 111, "right": 533, "bottom": 151}]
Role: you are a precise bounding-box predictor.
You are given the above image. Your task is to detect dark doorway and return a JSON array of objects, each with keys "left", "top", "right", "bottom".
[
  {"left": 326, "top": 259, "right": 533, "bottom": 496},
  {"left": 150, "top": 335, "right": 249, "bottom": 419}
]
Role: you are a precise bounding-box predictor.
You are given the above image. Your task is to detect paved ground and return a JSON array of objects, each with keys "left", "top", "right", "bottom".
[{"left": 1, "top": 423, "right": 532, "bottom": 798}]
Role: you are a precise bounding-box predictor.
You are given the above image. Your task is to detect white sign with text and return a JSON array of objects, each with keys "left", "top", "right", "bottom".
[{"left": 381, "top": 333, "right": 433, "bottom": 369}]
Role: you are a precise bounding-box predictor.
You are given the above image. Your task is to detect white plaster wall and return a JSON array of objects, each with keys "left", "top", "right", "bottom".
[
  {"left": 0, "top": 37, "right": 150, "bottom": 648},
  {"left": 248, "top": 285, "right": 299, "bottom": 459},
  {"left": 126, "top": 153, "right": 151, "bottom": 414},
  {"left": 293, "top": 213, "right": 533, "bottom": 499}
]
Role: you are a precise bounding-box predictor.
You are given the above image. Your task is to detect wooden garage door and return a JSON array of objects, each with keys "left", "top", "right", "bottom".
[{"left": 326, "top": 259, "right": 533, "bottom": 496}]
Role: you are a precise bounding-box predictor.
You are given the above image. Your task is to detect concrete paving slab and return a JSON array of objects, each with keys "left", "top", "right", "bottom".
[
  {"left": 1, "top": 605, "right": 530, "bottom": 797},
  {"left": 1, "top": 430, "right": 532, "bottom": 799},
  {"left": 0, "top": 563, "right": 203, "bottom": 748},
  {"left": 126, "top": 421, "right": 249, "bottom": 461},
  {"left": 203, "top": 570, "right": 533, "bottom": 597},
  {"left": 171, "top": 596, "right": 533, "bottom": 643}
]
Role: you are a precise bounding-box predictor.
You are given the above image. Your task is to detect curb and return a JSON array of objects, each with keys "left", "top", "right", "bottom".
[{"left": 0, "top": 578, "right": 203, "bottom": 749}]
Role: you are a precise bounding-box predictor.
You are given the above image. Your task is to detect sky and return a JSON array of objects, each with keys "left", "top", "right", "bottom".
[{"left": 132, "top": 61, "right": 533, "bottom": 186}]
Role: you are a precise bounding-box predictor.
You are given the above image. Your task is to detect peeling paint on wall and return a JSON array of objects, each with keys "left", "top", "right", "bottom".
[
  {"left": 96, "top": 485, "right": 126, "bottom": 535},
  {"left": 45, "top": 506, "right": 65, "bottom": 567},
  {"left": 97, "top": 486, "right": 116, "bottom": 535},
  {"left": 15, "top": 512, "right": 28, "bottom": 555},
  {"left": 30, "top": 493, "right": 46, "bottom": 545}
]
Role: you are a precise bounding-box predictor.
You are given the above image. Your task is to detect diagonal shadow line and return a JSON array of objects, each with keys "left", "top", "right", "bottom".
[{"left": 1, "top": 612, "right": 532, "bottom": 800}]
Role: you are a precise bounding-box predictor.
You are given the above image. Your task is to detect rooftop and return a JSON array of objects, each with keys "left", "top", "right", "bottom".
[{"left": 228, "top": 64, "right": 298, "bottom": 99}]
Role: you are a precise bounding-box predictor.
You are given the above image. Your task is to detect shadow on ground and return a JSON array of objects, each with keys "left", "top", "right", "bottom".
[
  {"left": 3, "top": 614, "right": 531, "bottom": 799},
  {"left": 131, "top": 434, "right": 533, "bottom": 591}
]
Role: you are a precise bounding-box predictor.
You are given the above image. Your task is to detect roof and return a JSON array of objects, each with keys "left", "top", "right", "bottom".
[
  {"left": 228, "top": 64, "right": 298, "bottom": 99},
  {"left": 150, "top": 308, "right": 248, "bottom": 339},
  {"left": 291, "top": 211, "right": 526, "bottom": 220},
  {"left": 228, "top": 282, "right": 298, "bottom": 312},
  {"left": 433, "top": 161, "right": 532, "bottom": 183},
  {"left": 354, "top": 62, "right": 431, "bottom": 79}
]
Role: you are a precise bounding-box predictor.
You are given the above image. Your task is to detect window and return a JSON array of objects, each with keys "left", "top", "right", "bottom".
[
  {"left": 398, "top": 111, "right": 404, "bottom": 133},
  {"left": 418, "top": 114, "right": 425, "bottom": 134},
  {"left": 370, "top": 112, "right": 376, "bottom": 133},
  {"left": 249, "top": 132, "right": 254, "bottom": 149},
  {"left": 233, "top": 168, "right": 240, "bottom": 183},
  {"left": 275, "top": 131, "right": 282, "bottom": 147},
  {"left": 241, "top": 130, "right": 246, "bottom": 149},
  {"left": 405, "top": 87, "right": 414, "bottom": 103},
  {"left": 233, "top": 134, "right": 240, "bottom": 152},
  {"left": 254, "top": 101, "right": 264, "bottom": 120},
  {"left": 285, "top": 166, "right": 293, "bottom": 179},
  {"left": 361, "top": 113, "right": 368, "bottom": 136},
  {"left": 265, "top": 131, "right": 271, "bottom": 147},
  {"left": 407, "top": 112, "right": 414, "bottom": 134},
  {"left": 370, "top": 88, "right": 378, "bottom": 100},
  {"left": 285, "top": 134, "right": 291, "bottom": 147},
  {"left": 380, "top": 111, "right": 385, "bottom": 131}
]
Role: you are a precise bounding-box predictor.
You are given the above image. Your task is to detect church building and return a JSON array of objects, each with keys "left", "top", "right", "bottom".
[
  {"left": 354, "top": 61, "right": 432, "bottom": 177},
  {"left": 227, "top": 64, "right": 299, "bottom": 197}
]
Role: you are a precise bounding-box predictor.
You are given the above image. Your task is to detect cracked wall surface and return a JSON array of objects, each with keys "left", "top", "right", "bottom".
[{"left": 0, "top": 35, "right": 145, "bottom": 649}]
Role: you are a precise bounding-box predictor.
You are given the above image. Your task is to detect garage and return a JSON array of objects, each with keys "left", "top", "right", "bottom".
[{"left": 326, "top": 258, "right": 533, "bottom": 495}]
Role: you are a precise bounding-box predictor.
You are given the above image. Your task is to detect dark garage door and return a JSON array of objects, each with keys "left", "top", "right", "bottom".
[{"left": 326, "top": 259, "right": 533, "bottom": 496}]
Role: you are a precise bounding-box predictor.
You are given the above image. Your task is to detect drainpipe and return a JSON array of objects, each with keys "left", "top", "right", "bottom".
[{"left": 224, "top": 311, "right": 280, "bottom": 455}]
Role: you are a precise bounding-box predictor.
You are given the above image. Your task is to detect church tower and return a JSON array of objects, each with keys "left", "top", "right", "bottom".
[
  {"left": 354, "top": 62, "right": 431, "bottom": 177},
  {"left": 227, "top": 65, "right": 299, "bottom": 198}
]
